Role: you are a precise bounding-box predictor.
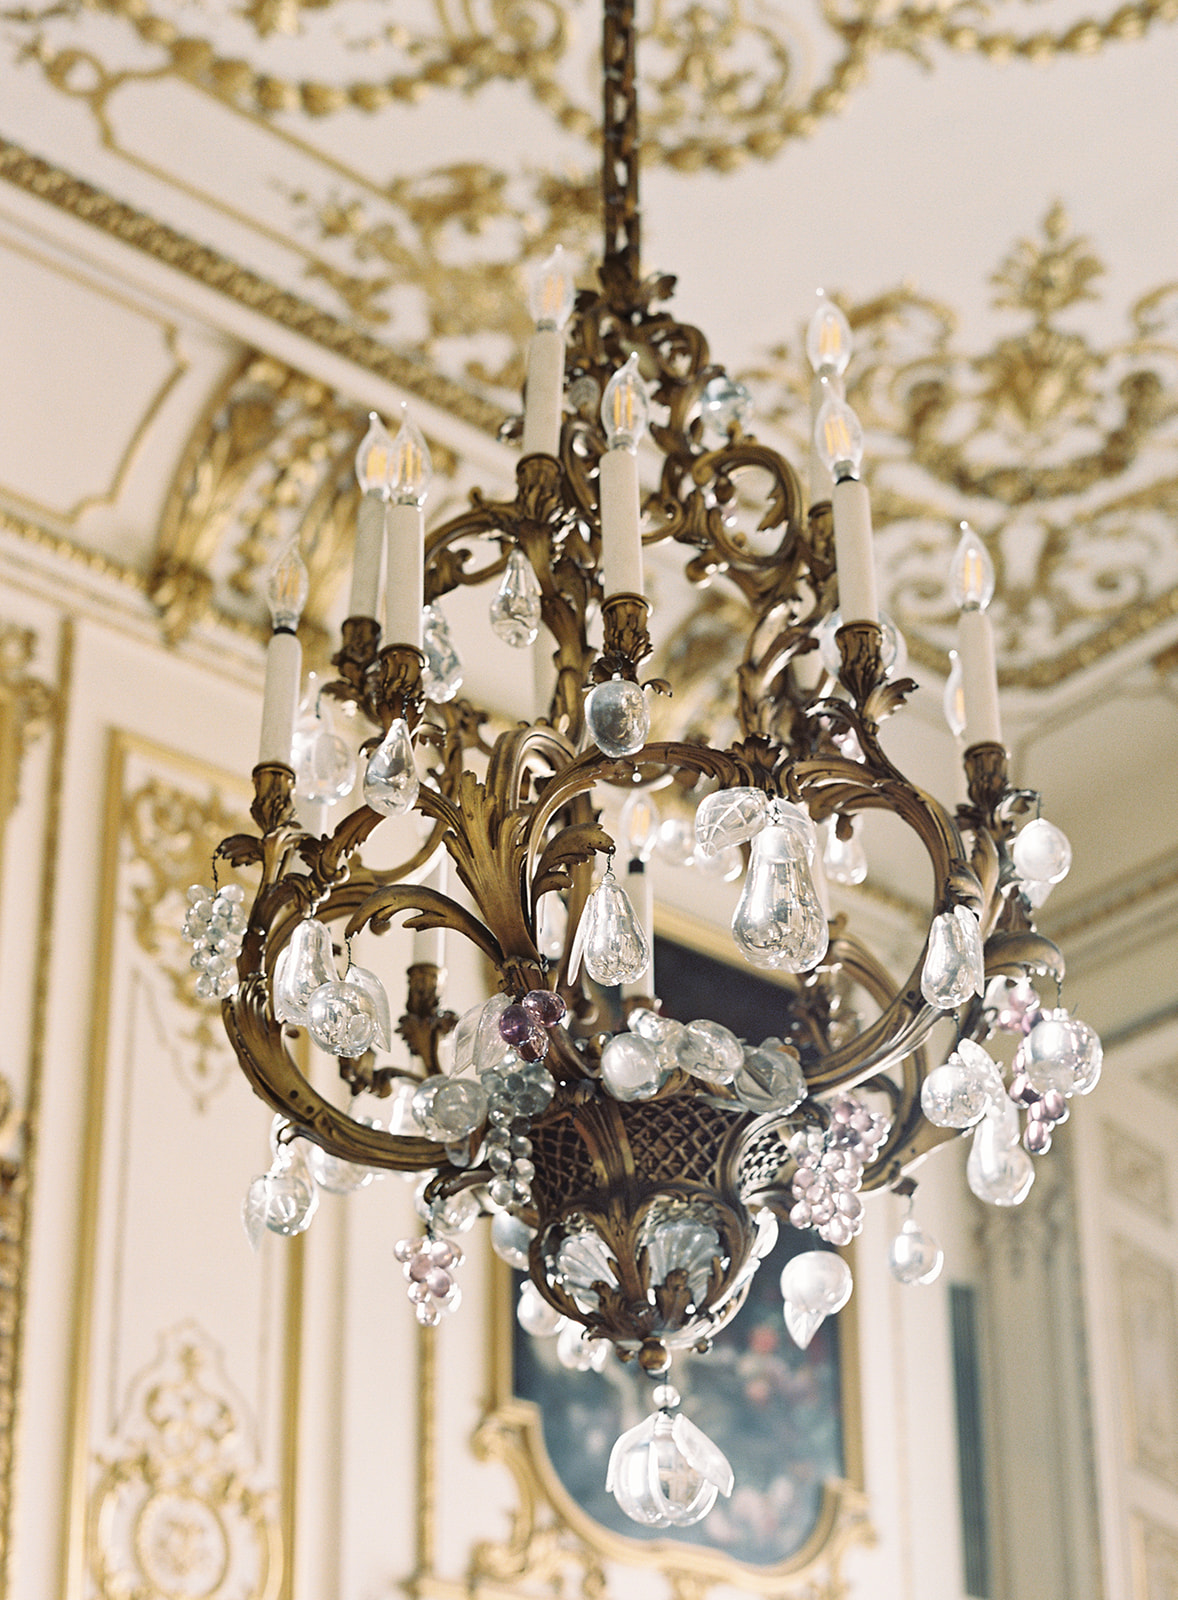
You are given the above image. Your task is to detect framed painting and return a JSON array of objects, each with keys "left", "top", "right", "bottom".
[{"left": 468, "top": 909, "right": 872, "bottom": 1600}]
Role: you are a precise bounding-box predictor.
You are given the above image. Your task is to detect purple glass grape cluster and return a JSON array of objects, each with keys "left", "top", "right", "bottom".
[
  {"left": 394, "top": 1233, "right": 463, "bottom": 1326},
  {"left": 497, "top": 989, "right": 568, "bottom": 1060},
  {"left": 787, "top": 1094, "right": 891, "bottom": 1248}
]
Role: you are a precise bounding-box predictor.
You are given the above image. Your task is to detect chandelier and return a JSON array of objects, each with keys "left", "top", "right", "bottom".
[{"left": 189, "top": 0, "right": 1102, "bottom": 1533}]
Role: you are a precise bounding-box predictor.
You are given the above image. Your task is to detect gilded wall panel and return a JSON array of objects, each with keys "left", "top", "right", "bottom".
[
  {"left": 1132, "top": 1512, "right": 1178, "bottom": 1600},
  {"left": 1103, "top": 1121, "right": 1172, "bottom": 1223},
  {"left": 1113, "top": 1239, "right": 1178, "bottom": 1493}
]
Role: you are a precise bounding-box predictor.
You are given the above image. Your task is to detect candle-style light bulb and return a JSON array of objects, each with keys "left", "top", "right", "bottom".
[
  {"left": 355, "top": 412, "right": 394, "bottom": 495},
  {"left": 266, "top": 542, "right": 309, "bottom": 630},
  {"left": 388, "top": 408, "right": 432, "bottom": 506},
  {"left": 529, "top": 245, "right": 576, "bottom": 331},
  {"left": 814, "top": 394, "right": 864, "bottom": 481},
  {"left": 950, "top": 522, "right": 995, "bottom": 612},
  {"left": 601, "top": 353, "right": 650, "bottom": 452},
  {"left": 806, "top": 291, "right": 853, "bottom": 378}
]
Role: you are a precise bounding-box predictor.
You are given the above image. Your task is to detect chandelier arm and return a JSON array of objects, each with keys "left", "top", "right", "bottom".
[{"left": 223, "top": 977, "right": 444, "bottom": 1171}]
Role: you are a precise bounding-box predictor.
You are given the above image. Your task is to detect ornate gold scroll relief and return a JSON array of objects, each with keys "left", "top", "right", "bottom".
[
  {"left": 88, "top": 1322, "right": 282, "bottom": 1600},
  {"left": 737, "top": 204, "right": 1178, "bottom": 689},
  {"left": 4, "top": 0, "right": 1176, "bottom": 172},
  {"left": 152, "top": 351, "right": 458, "bottom": 648}
]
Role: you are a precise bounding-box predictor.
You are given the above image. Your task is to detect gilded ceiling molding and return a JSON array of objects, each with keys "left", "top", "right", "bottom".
[
  {"left": 88, "top": 1324, "right": 282, "bottom": 1600},
  {"left": 0, "top": 140, "right": 503, "bottom": 436},
  {"left": 154, "top": 351, "right": 459, "bottom": 646},
  {"left": 4, "top": 0, "right": 1175, "bottom": 168},
  {"left": 740, "top": 205, "right": 1178, "bottom": 689}
]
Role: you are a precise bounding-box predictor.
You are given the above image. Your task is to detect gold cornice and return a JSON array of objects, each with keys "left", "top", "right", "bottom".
[{"left": 0, "top": 139, "right": 504, "bottom": 438}]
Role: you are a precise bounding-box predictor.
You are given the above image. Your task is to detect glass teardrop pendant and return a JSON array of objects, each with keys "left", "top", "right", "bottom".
[
  {"left": 422, "top": 603, "right": 464, "bottom": 702},
  {"left": 731, "top": 821, "right": 828, "bottom": 972},
  {"left": 569, "top": 868, "right": 649, "bottom": 986},
  {"left": 273, "top": 918, "right": 336, "bottom": 1025},
  {"left": 489, "top": 547, "right": 542, "bottom": 648},
  {"left": 363, "top": 718, "right": 420, "bottom": 816},
  {"left": 920, "top": 905, "right": 985, "bottom": 1010}
]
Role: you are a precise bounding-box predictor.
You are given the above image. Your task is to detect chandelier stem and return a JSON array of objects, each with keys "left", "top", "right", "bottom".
[{"left": 602, "top": 0, "right": 641, "bottom": 293}]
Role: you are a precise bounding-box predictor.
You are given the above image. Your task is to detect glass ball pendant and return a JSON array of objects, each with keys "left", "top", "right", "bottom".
[{"left": 585, "top": 678, "right": 650, "bottom": 757}]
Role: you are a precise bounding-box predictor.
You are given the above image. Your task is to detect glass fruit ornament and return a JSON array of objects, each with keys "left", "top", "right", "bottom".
[
  {"left": 292, "top": 697, "right": 355, "bottom": 804},
  {"left": 823, "top": 817, "right": 867, "bottom": 886},
  {"left": 243, "top": 1163, "right": 319, "bottom": 1249},
  {"left": 601, "top": 1033, "right": 665, "bottom": 1101},
  {"left": 342, "top": 964, "right": 392, "bottom": 1051},
  {"left": 517, "top": 1280, "right": 564, "bottom": 1337},
  {"left": 780, "top": 1250, "right": 853, "bottom": 1349},
  {"left": 568, "top": 867, "right": 650, "bottom": 986},
  {"left": 1012, "top": 817, "right": 1072, "bottom": 887},
  {"left": 921, "top": 905, "right": 985, "bottom": 1010},
  {"left": 920, "top": 1038, "right": 1003, "bottom": 1129},
  {"left": 363, "top": 718, "right": 419, "bottom": 816},
  {"left": 731, "top": 1040, "right": 805, "bottom": 1113},
  {"left": 490, "top": 546, "right": 542, "bottom": 648},
  {"left": 585, "top": 678, "right": 650, "bottom": 757},
  {"left": 422, "top": 603, "right": 464, "bottom": 702},
  {"left": 694, "top": 786, "right": 771, "bottom": 856},
  {"left": 306, "top": 980, "right": 378, "bottom": 1056},
  {"left": 967, "top": 1100, "right": 1035, "bottom": 1207},
  {"left": 888, "top": 1218, "right": 944, "bottom": 1285},
  {"left": 699, "top": 374, "right": 753, "bottom": 437},
  {"left": 273, "top": 918, "right": 335, "bottom": 1025},
  {"left": 732, "top": 805, "right": 828, "bottom": 972},
  {"left": 606, "top": 1405, "right": 733, "bottom": 1528}
]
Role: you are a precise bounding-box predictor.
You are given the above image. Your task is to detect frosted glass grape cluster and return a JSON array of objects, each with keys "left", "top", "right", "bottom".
[
  {"left": 599, "top": 1007, "right": 806, "bottom": 1113},
  {"left": 394, "top": 1233, "right": 464, "bottom": 1325},
  {"left": 181, "top": 883, "right": 247, "bottom": 1000},
  {"left": 788, "top": 1094, "right": 890, "bottom": 1247}
]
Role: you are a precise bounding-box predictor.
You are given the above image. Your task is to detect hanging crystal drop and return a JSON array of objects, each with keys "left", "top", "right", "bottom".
[
  {"left": 273, "top": 918, "right": 336, "bottom": 1026},
  {"left": 585, "top": 679, "right": 649, "bottom": 757},
  {"left": 920, "top": 905, "right": 985, "bottom": 1010},
  {"left": 606, "top": 1408, "right": 733, "bottom": 1528},
  {"left": 731, "top": 813, "right": 828, "bottom": 972},
  {"left": 779, "top": 1250, "right": 853, "bottom": 1350},
  {"left": 306, "top": 980, "right": 378, "bottom": 1056},
  {"left": 363, "top": 718, "right": 419, "bottom": 816},
  {"left": 888, "top": 1218, "right": 944, "bottom": 1285},
  {"left": 694, "top": 787, "right": 772, "bottom": 856},
  {"left": 823, "top": 818, "right": 867, "bottom": 886},
  {"left": 1012, "top": 817, "right": 1072, "bottom": 886},
  {"left": 422, "top": 603, "right": 464, "bottom": 702},
  {"left": 490, "top": 547, "right": 542, "bottom": 648},
  {"left": 920, "top": 1038, "right": 1004, "bottom": 1128},
  {"left": 570, "top": 868, "right": 649, "bottom": 986},
  {"left": 343, "top": 963, "right": 392, "bottom": 1050},
  {"left": 967, "top": 1105, "right": 1035, "bottom": 1206}
]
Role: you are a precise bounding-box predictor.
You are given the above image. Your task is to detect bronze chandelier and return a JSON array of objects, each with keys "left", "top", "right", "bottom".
[{"left": 191, "top": 0, "right": 1101, "bottom": 1529}]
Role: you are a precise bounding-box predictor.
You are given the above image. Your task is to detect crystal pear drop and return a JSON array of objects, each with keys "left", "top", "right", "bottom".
[
  {"left": 585, "top": 679, "right": 649, "bottom": 757},
  {"left": 306, "top": 981, "right": 378, "bottom": 1056},
  {"left": 888, "top": 1218, "right": 944, "bottom": 1285},
  {"left": 694, "top": 787, "right": 772, "bottom": 856},
  {"left": 273, "top": 918, "right": 336, "bottom": 1026},
  {"left": 517, "top": 1279, "right": 564, "bottom": 1337},
  {"left": 363, "top": 718, "right": 419, "bottom": 816},
  {"left": 307, "top": 1143, "right": 374, "bottom": 1195},
  {"left": 732, "top": 824, "right": 829, "bottom": 972},
  {"left": 920, "top": 1039, "right": 1003, "bottom": 1128},
  {"left": 823, "top": 818, "right": 867, "bottom": 886},
  {"left": 570, "top": 869, "right": 649, "bottom": 986},
  {"left": 606, "top": 1409, "right": 733, "bottom": 1528},
  {"left": 490, "top": 547, "right": 542, "bottom": 648},
  {"left": 967, "top": 1105, "right": 1035, "bottom": 1206},
  {"left": 1012, "top": 817, "right": 1072, "bottom": 886},
  {"left": 731, "top": 1042, "right": 806, "bottom": 1113},
  {"left": 490, "top": 1211, "right": 535, "bottom": 1269},
  {"left": 921, "top": 905, "right": 985, "bottom": 1010},
  {"left": 422, "top": 603, "right": 464, "bottom": 702},
  {"left": 342, "top": 964, "right": 392, "bottom": 1050},
  {"left": 293, "top": 698, "right": 356, "bottom": 804},
  {"left": 243, "top": 1167, "right": 319, "bottom": 1248},
  {"left": 779, "top": 1251, "right": 853, "bottom": 1350}
]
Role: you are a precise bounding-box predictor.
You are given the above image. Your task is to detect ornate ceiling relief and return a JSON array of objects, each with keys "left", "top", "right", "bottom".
[
  {"left": 152, "top": 353, "right": 458, "bottom": 647},
  {"left": 89, "top": 1324, "right": 281, "bottom": 1600},
  {"left": 3, "top": 0, "right": 1174, "bottom": 169},
  {"left": 741, "top": 207, "right": 1178, "bottom": 687}
]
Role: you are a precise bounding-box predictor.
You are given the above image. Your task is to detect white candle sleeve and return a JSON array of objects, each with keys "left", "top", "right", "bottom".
[
  {"left": 385, "top": 503, "right": 424, "bottom": 651},
  {"left": 959, "top": 607, "right": 1003, "bottom": 746},
  {"left": 258, "top": 630, "right": 302, "bottom": 765},
  {"left": 600, "top": 447, "right": 644, "bottom": 598},
  {"left": 348, "top": 491, "right": 386, "bottom": 619},
  {"left": 832, "top": 476, "right": 879, "bottom": 625},
  {"left": 413, "top": 856, "right": 447, "bottom": 967},
  {"left": 532, "top": 623, "right": 558, "bottom": 722},
  {"left": 809, "top": 374, "right": 837, "bottom": 505},
  {"left": 621, "top": 863, "right": 655, "bottom": 999},
  {"left": 522, "top": 327, "right": 565, "bottom": 458}
]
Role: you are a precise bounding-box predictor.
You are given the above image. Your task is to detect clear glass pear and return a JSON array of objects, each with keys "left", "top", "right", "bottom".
[
  {"left": 694, "top": 786, "right": 771, "bottom": 856},
  {"left": 585, "top": 679, "right": 649, "bottom": 756},
  {"left": 888, "top": 1218, "right": 944, "bottom": 1285},
  {"left": 1012, "top": 817, "right": 1072, "bottom": 886},
  {"left": 823, "top": 818, "right": 867, "bottom": 886},
  {"left": 920, "top": 1038, "right": 1003, "bottom": 1128},
  {"left": 342, "top": 963, "right": 392, "bottom": 1050},
  {"left": 490, "top": 547, "right": 542, "bottom": 648},
  {"left": 363, "top": 717, "right": 419, "bottom": 816},
  {"left": 780, "top": 1250, "right": 853, "bottom": 1349},
  {"left": 273, "top": 918, "right": 336, "bottom": 1025},
  {"left": 920, "top": 905, "right": 985, "bottom": 1010},
  {"left": 421, "top": 603, "right": 464, "bottom": 702},
  {"left": 606, "top": 1409, "right": 732, "bottom": 1528},
  {"left": 731, "top": 1042, "right": 806, "bottom": 1113},
  {"left": 571, "top": 869, "right": 649, "bottom": 986},
  {"left": 967, "top": 1111, "right": 1035, "bottom": 1206},
  {"left": 306, "top": 980, "right": 377, "bottom": 1056},
  {"left": 732, "top": 824, "right": 828, "bottom": 972}
]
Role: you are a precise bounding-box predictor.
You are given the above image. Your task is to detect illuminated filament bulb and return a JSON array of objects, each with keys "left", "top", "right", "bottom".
[
  {"left": 355, "top": 412, "right": 394, "bottom": 495},
  {"left": 950, "top": 522, "right": 995, "bottom": 612},
  {"left": 806, "top": 291, "right": 853, "bottom": 378},
  {"left": 388, "top": 408, "right": 433, "bottom": 506},
  {"left": 266, "top": 542, "right": 309, "bottom": 630},
  {"left": 813, "top": 394, "right": 864, "bottom": 481},
  {"left": 601, "top": 353, "right": 650, "bottom": 452},
  {"left": 528, "top": 245, "right": 576, "bottom": 331}
]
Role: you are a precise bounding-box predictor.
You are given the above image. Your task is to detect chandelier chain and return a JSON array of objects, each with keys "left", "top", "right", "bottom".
[{"left": 602, "top": 0, "right": 641, "bottom": 292}]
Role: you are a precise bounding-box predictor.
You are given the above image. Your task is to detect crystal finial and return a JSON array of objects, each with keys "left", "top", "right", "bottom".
[{"left": 363, "top": 718, "right": 419, "bottom": 816}]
